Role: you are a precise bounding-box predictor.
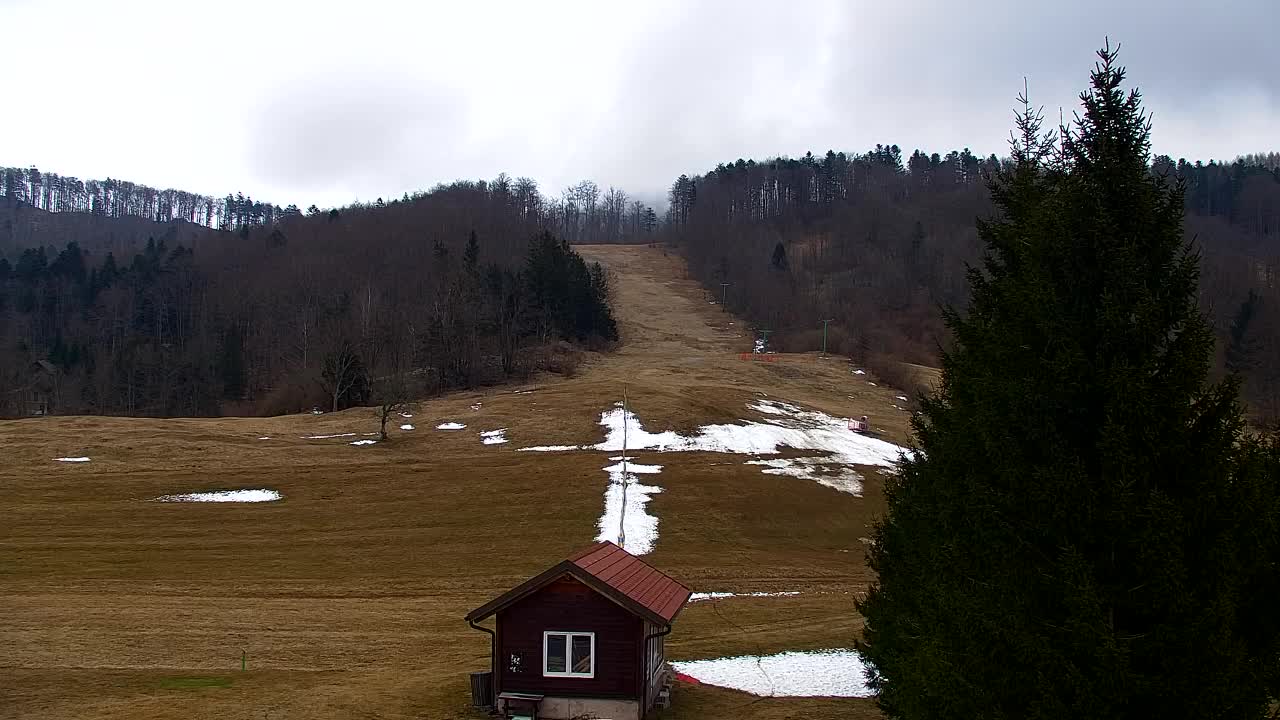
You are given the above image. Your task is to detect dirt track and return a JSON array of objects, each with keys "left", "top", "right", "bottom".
[{"left": 1, "top": 244, "right": 904, "bottom": 719}]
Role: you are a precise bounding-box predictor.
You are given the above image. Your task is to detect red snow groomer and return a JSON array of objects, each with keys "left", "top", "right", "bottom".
[{"left": 848, "top": 415, "right": 870, "bottom": 434}]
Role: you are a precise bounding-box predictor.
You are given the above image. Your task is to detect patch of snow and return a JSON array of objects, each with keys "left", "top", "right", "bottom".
[
  {"left": 257, "top": 436, "right": 271, "bottom": 440},
  {"left": 750, "top": 401, "right": 799, "bottom": 415},
  {"left": 400, "top": 412, "right": 413, "bottom": 418},
  {"left": 896, "top": 395, "right": 909, "bottom": 402},
  {"left": 310, "top": 409, "right": 324, "bottom": 415},
  {"left": 55, "top": 456, "right": 90, "bottom": 463},
  {"left": 747, "top": 458, "right": 865, "bottom": 495},
  {"left": 594, "top": 408, "right": 690, "bottom": 452},
  {"left": 400, "top": 424, "right": 415, "bottom": 430},
  {"left": 436, "top": 422, "right": 466, "bottom": 430},
  {"left": 350, "top": 439, "right": 377, "bottom": 446},
  {"left": 518, "top": 401, "right": 908, "bottom": 485},
  {"left": 302, "top": 433, "right": 356, "bottom": 439},
  {"left": 470, "top": 403, "right": 482, "bottom": 411},
  {"left": 853, "top": 369, "right": 866, "bottom": 375},
  {"left": 155, "top": 489, "right": 281, "bottom": 503},
  {"left": 672, "top": 649, "right": 872, "bottom": 697},
  {"left": 602, "top": 460, "right": 663, "bottom": 475},
  {"left": 690, "top": 591, "right": 801, "bottom": 602},
  {"left": 597, "top": 460, "right": 664, "bottom": 555},
  {"left": 513, "top": 389, "right": 535, "bottom": 395},
  {"left": 480, "top": 428, "right": 508, "bottom": 445},
  {"left": 867, "top": 382, "right": 877, "bottom": 386}
]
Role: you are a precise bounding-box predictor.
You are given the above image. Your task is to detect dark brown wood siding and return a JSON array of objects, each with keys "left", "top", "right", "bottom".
[
  {"left": 496, "top": 574, "right": 642, "bottom": 699},
  {"left": 642, "top": 620, "right": 668, "bottom": 711}
]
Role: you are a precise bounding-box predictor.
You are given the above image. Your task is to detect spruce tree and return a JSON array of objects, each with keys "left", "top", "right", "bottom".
[{"left": 857, "top": 42, "right": 1280, "bottom": 719}]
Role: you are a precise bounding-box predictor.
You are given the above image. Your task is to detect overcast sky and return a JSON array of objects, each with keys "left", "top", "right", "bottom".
[{"left": 2, "top": 0, "right": 1276, "bottom": 210}]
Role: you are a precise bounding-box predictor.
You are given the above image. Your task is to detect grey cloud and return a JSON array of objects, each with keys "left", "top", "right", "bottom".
[
  {"left": 3, "top": 0, "right": 1276, "bottom": 207},
  {"left": 247, "top": 67, "right": 469, "bottom": 201}
]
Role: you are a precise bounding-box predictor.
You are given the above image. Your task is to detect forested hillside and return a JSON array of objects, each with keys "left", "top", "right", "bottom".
[
  {"left": 667, "top": 147, "right": 1280, "bottom": 423},
  {"left": 0, "top": 178, "right": 624, "bottom": 417},
  {"left": 0, "top": 166, "right": 659, "bottom": 253}
]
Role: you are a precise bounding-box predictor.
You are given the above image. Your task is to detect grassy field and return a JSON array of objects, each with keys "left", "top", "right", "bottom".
[{"left": 1, "top": 245, "right": 909, "bottom": 719}]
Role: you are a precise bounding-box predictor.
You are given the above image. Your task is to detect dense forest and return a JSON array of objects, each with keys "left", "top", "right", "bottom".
[
  {"left": 0, "top": 176, "right": 629, "bottom": 417},
  {"left": 665, "top": 147, "right": 1280, "bottom": 424}
]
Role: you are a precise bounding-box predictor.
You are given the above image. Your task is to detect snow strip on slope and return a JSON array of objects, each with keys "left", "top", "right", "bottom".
[
  {"left": 517, "top": 402, "right": 907, "bottom": 496},
  {"left": 436, "top": 422, "right": 466, "bottom": 430},
  {"left": 302, "top": 433, "right": 356, "bottom": 439},
  {"left": 746, "top": 458, "right": 864, "bottom": 495},
  {"left": 351, "top": 439, "right": 377, "bottom": 446},
  {"left": 672, "top": 649, "right": 872, "bottom": 697},
  {"left": 55, "top": 456, "right": 91, "bottom": 462},
  {"left": 155, "top": 489, "right": 281, "bottom": 503},
  {"left": 517, "top": 405, "right": 906, "bottom": 464},
  {"left": 400, "top": 424, "right": 415, "bottom": 430},
  {"left": 689, "top": 591, "right": 801, "bottom": 602},
  {"left": 596, "top": 460, "right": 664, "bottom": 555}
]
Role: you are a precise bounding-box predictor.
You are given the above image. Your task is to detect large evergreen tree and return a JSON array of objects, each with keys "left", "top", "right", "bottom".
[{"left": 857, "top": 43, "right": 1280, "bottom": 718}]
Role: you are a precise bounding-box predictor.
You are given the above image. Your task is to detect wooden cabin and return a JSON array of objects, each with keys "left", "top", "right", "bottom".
[
  {"left": 466, "top": 541, "right": 691, "bottom": 720},
  {"left": 22, "top": 359, "right": 57, "bottom": 416}
]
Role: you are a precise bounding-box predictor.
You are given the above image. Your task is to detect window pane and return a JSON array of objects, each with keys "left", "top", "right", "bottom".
[
  {"left": 571, "top": 635, "right": 592, "bottom": 674},
  {"left": 546, "top": 635, "right": 566, "bottom": 673}
]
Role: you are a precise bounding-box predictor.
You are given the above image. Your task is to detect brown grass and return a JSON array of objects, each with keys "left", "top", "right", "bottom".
[{"left": 1, "top": 245, "right": 903, "bottom": 720}]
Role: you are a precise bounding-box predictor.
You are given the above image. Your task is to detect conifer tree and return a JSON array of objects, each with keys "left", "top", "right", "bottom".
[{"left": 857, "top": 42, "right": 1280, "bottom": 719}]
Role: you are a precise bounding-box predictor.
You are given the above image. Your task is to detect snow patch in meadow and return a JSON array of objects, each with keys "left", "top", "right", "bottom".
[
  {"left": 747, "top": 458, "right": 864, "bottom": 495},
  {"left": 155, "top": 489, "right": 281, "bottom": 503},
  {"left": 517, "top": 402, "right": 906, "bottom": 496},
  {"left": 400, "top": 424, "right": 415, "bottom": 430},
  {"left": 55, "top": 456, "right": 91, "bottom": 463},
  {"left": 470, "top": 402, "right": 482, "bottom": 411},
  {"left": 257, "top": 436, "right": 271, "bottom": 440},
  {"left": 751, "top": 400, "right": 799, "bottom": 415},
  {"left": 400, "top": 412, "right": 413, "bottom": 418},
  {"left": 436, "top": 422, "right": 466, "bottom": 430},
  {"left": 896, "top": 395, "right": 909, "bottom": 402},
  {"left": 302, "top": 433, "right": 356, "bottom": 440},
  {"left": 350, "top": 439, "right": 377, "bottom": 446},
  {"left": 480, "top": 429, "right": 508, "bottom": 445},
  {"left": 519, "top": 401, "right": 908, "bottom": 551},
  {"left": 672, "top": 649, "right": 872, "bottom": 697},
  {"left": 690, "top": 591, "right": 801, "bottom": 602},
  {"left": 597, "top": 460, "right": 664, "bottom": 555},
  {"left": 852, "top": 369, "right": 866, "bottom": 375}
]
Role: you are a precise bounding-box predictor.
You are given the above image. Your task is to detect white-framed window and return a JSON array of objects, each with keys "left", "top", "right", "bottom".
[{"left": 543, "top": 631, "right": 595, "bottom": 678}]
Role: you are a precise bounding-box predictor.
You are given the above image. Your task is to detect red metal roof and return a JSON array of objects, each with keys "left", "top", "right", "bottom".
[
  {"left": 466, "top": 541, "right": 692, "bottom": 625},
  {"left": 569, "top": 541, "right": 691, "bottom": 622}
]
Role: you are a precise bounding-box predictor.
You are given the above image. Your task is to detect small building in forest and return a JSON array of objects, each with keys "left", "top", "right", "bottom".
[
  {"left": 466, "top": 541, "right": 691, "bottom": 720},
  {"left": 23, "top": 359, "right": 57, "bottom": 415}
]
